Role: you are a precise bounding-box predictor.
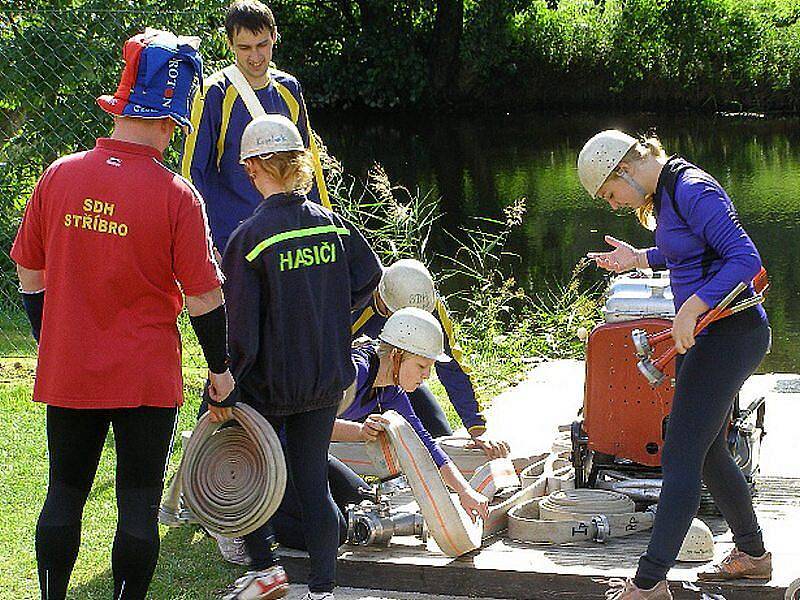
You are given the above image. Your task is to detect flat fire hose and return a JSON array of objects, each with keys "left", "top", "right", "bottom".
[
  {"left": 484, "top": 471, "right": 548, "bottom": 538},
  {"left": 338, "top": 377, "right": 357, "bottom": 417},
  {"left": 330, "top": 435, "right": 488, "bottom": 479},
  {"left": 520, "top": 453, "right": 574, "bottom": 492},
  {"left": 364, "top": 410, "right": 483, "bottom": 557},
  {"left": 328, "top": 440, "right": 393, "bottom": 478},
  {"left": 508, "top": 489, "right": 654, "bottom": 544},
  {"left": 468, "top": 457, "right": 520, "bottom": 499},
  {"left": 181, "top": 403, "right": 287, "bottom": 538},
  {"left": 436, "top": 436, "right": 493, "bottom": 478},
  {"left": 482, "top": 452, "right": 569, "bottom": 538}
]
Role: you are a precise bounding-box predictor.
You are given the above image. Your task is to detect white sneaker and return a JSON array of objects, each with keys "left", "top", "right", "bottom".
[
  {"left": 218, "top": 566, "right": 288, "bottom": 599},
  {"left": 208, "top": 530, "right": 252, "bottom": 566}
]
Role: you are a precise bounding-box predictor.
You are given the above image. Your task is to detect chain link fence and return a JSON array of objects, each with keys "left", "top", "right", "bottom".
[{"left": 0, "top": 8, "right": 239, "bottom": 365}]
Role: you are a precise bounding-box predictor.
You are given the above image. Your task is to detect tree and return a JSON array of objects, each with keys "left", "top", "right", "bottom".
[{"left": 429, "top": 0, "right": 463, "bottom": 105}]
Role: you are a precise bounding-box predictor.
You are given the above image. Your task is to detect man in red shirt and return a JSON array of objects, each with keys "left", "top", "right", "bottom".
[{"left": 11, "top": 29, "right": 234, "bottom": 600}]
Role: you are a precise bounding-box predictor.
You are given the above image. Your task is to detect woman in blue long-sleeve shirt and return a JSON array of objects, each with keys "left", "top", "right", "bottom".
[
  {"left": 336, "top": 308, "right": 489, "bottom": 522},
  {"left": 579, "top": 130, "right": 771, "bottom": 600}
]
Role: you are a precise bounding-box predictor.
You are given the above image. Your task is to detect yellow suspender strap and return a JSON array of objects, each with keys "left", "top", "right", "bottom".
[
  {"left": 274, "top": 81, "right": 331, "bottom": 209},
  {"left": 352, "top": 306, "right": 375, "bottom": 337},
  {"left": 181, "top": 88, "right": 205, "bottom": 179},
  {"left": 436, "top": 299, "right": 470, "bottom": 373}
]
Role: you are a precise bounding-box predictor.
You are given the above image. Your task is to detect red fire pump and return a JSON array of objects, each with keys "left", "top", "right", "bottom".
[{"left": 572, "top": 270, "right": 768, "bottom": 495}]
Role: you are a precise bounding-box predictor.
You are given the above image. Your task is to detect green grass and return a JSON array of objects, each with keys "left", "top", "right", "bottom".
[
  {"left": 0, "top": 362, "right": 249, "bottom": 599},
  {"left": 0, "top": 311, "right": 37, "bottom": 357},
  {"left": 0, "top": 369, "right": 462, "bottom": 599}
]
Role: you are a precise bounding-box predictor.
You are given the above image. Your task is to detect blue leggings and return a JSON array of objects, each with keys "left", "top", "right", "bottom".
[
  {"left": 272, "top": 455, "right": 369, "bottom": 550},
  {"left": 244, "top": 405, "right": 340, "bottom": 593},
  {"left": 635, "top": 318, "right": 769, "bottom": 587}
]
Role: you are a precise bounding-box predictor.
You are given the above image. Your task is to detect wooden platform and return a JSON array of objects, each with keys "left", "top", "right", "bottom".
[{"left": 280, "top": 362, "right": 800, "bottom": 599}]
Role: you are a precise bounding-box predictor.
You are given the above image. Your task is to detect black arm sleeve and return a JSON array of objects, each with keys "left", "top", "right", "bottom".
[
  {"left": 21, "top": 290, "right": 44, "bottom": 343},
  {"left": 189, "top": 303, "right": 230, "bottom": 374}
]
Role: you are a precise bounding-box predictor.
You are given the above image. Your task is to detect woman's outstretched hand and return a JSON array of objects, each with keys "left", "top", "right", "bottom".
[{"left": 587, "top": 235, "right": 647, "bottom": 273}]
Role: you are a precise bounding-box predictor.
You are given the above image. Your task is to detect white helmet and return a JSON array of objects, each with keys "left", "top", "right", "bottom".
[
  {"left": 240, "top": 114, "right": 304, "bottom": 164},
  {"left": 577, "top": 129, "right": 638, "bottom": 198},
  {"left": 379, "top": 307, "right": 451, "bottom": 362},
  {"left": 378, "top": 259, "right": 436, "bottom": 313},
  {"left": 676, "top": 518, "right": 714, "bottom": 562}
]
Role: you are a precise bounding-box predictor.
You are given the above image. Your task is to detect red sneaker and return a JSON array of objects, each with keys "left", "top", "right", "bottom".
[{"left": 218, "top": 565, "right": 289, "bottom": 599}]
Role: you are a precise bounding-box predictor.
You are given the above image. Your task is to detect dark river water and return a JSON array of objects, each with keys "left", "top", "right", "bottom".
[{"left": 315, "top": 111, "right": 800, "bottom": 373}]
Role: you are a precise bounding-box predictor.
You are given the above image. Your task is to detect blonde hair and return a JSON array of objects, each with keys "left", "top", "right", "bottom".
[
  {"left": 606, "top": 135, "right": 666, "bottom": 229},
  {"left": 377, "top": 341, "right": 414, "bottom": 362},
  {"left": 248, "top": 149, "right": 314, "bottom": 194}
]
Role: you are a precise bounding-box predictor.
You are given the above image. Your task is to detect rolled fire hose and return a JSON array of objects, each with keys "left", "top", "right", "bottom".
[
  {"left": 593, "top": 469, "right": 663, "bottom": 504},
  {"left": 508, "top": 489, "right": 654, "bottom": 544},
  {"left": 482, "top": 452, "right": 566, "bottom": 538},
  {"left": 181, "top": 403, "right": 287, "bottom": 537},
  {"left": 364, "top": 410, "right": 483, "bottom": 557},
  {"left": 551, "top": 428, "right": 574, "bottom": 455},
  {"left": 436, "top": 436, "right": 493, "bottom": 478}
]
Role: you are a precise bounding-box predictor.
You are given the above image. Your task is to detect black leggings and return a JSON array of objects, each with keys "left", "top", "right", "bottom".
[
  {"left": 36, "top": 405, "right": 177, "bottom": 600},
  {"left": 408, "top": 384, "right": 453, "bottom": 437},
  {"left": 635, "top": 319, "right": 770, "bottom": 588},
  {"left": 243, "top": 405, "right": 340, "bottom": 593},
  {"left": 272, "top": 455, "right": 369, "bottom": 551}
]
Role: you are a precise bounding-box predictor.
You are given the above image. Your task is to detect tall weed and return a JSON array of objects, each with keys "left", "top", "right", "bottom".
[{"left": 323, "top": 143, "right": 603, "bottom": 402}]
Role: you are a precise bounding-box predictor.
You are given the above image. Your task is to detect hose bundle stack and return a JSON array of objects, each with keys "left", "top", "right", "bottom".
[{"left": 508, "top": 489, "right": 654, "bottom": 544}]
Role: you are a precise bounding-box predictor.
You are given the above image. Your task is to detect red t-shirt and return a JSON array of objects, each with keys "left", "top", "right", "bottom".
[{"left": 11, "top": 138, "right": 223, "bottom": 409}]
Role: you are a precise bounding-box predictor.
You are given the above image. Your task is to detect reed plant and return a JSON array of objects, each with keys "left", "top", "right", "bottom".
[{"left": 323, "top": 138, "right": 603, "bottom": 406}]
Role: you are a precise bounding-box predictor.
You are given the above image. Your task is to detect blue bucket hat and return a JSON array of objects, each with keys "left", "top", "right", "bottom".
[{"left": 97, "top": 28, "right": 203, "bottom": 131}]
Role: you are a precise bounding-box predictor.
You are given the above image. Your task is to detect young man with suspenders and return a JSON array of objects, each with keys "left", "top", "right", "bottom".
[{"left": 181, "top": 0, "right": 330, "bottom": 254}]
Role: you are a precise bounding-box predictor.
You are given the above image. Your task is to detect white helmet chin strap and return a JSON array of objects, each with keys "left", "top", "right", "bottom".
[{"left": 617, "top": 169, "right": 648, "bottom": 198}]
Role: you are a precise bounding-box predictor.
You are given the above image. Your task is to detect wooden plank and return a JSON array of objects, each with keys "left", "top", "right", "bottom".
[
  {"left": 278, "top": 483, "right": 796, "bottom": 599},
  {"left": 276, "top": 364, "right": 799, "bottom": 599},
  {"left": 280, "top": 551, "right": 786, "bottom": 599}
]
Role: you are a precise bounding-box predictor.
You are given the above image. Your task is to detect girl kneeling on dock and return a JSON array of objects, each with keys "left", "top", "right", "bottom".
[
  {"left": 335, "top": 307, "right": 490, "bottom": 522},
  {"left": 214, "top": 114, "right": 382, "bottom": 600},
  {"left": 579, "top": 130, "right": 771, "bottom": 600}
]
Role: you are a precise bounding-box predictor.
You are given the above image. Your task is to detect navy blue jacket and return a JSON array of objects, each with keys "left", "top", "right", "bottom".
[
  {"left": 181, "top": 67, "right": 330, "bottom": 253},
  {"left": 222, "top": 192, "right": 381, "bottom": 415}
]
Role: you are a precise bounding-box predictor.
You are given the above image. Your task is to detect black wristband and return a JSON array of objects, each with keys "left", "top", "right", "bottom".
[
  {"left": 21, "top": 289, "right": 44, "bottom": 343},
  {"left": 204, "top": 383, "right": 238, "bottom": 408},
  {"left": 189, "top": 304, "right": 230, "bottom": 374}
]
